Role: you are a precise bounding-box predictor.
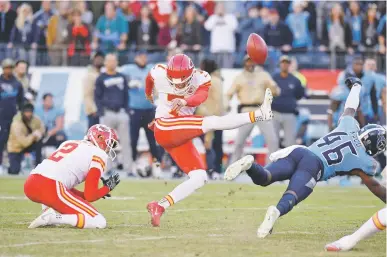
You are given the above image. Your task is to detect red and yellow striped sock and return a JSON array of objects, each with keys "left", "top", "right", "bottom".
[
  {"left": 76, "top": 213, "right": 85, "bottom": 229},
  {"left": 158, "top": 195, "right": 174, "bottom": 209}
]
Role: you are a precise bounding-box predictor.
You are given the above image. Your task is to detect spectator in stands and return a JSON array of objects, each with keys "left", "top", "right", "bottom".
[
  {"left": 118, "top": 0, "right": 142, "bottom": 22},
  {"left": 34, "top": 93, "right": 66, "bottom": 148},
  {"left": 67, "top": 9, "right": 91, "bottom": 66},
  {"left": 95, "top": 53, "right": 132, "bottom": 173},
  {"left": 289, "top": 57, "right": 307, "bottom": 87},
  {"left": 121, "top": 53, "right": 161, "bottom": 174},
  {"left": 83, "top": 51, "right": 104, "bottom": 129},
  {"left": 14, "top": 60, "right": 30, "bottom": 92},
  {"left": 337, "top": 57, "right": 376, "bottom": 123},
  {"left": 320, "top": 4, "right": 353, "bottom": 54},
  {"left": 8, "top": 3, "right": 37, "bottom": 66},
  {"left": 346, "top": 1, "right": 362, "bottom": 50},
  {"left": 7, "top": 103, "right": 44, "bottom": 175},
  {"left": 33, "top": 0, "right": 54, "bottom": 65},
  {"left": 377, "top": 14, "right": 386, "bottom": 54},
  {"left": 74, "top": 1, "right": 93, "bottom": 25},
  {"left": 263, "top": 9, "right": 293, "bottom": 52},
  {"left": 228, "top": 55, "right": 280, "bottom": 164},
  {"left": 204, "top": 2, "right": 237, "bottom": 68},
  {"left": 362, "top": 4, "right": 379, "bottom": 50},
  {"left": 259, "top": 7, "right": 271, "bottom": 25},
  {"left": 149, "top": 0, "right": 176, "bottom": 27},
  {"left": 0, "top": 59, "right": 24, "bottom": 174},
  {"left": 129, "top": 5, "right": 159, "bottom": 51},
  {"left": 180, "top": 5, "right": 202, "bottom": 52},
  {"left": 93, "top": 2, "right": 128, "bottom": 53},
  {"left": 302, "top": 0, "right": 317, "bottom": 44},
  {"left": 0, "top": 1, "right": 17, "bottom": 60},
  {"left": 157, "top": 11, "right": 179, "bottom": 48},
  {"left": 286, "top": 1, "right": 312, "bottom": 50},
  {"left": 271, "top": 55, "right": 305, "bottom": 147},
  {"left": 46, "top": 1, "right": 71, "bottom": 66},
  {"left": 196, "top": 59, "right": 225, "bottom": 178},
  {"left": 237, "top": 6, "right": 264, "bottom": 52}
]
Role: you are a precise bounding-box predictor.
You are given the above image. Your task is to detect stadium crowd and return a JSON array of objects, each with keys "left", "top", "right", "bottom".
[
  {"left": 0, "top": 0, "right": 386, "bottom": 178},
  {"left": 0, "top": 0, "right": 385, "bottom": 69}
]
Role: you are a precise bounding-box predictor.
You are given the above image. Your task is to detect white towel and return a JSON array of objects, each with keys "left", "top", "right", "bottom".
[{"left": 269, "top": 145, "right": 307, "bottom": 162}]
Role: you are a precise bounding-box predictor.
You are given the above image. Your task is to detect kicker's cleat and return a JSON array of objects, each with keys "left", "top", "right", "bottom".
[
  {"left": 325, "top": 236, "right": 356, "bottom": 252},
  {"left": 147, "top": 201, "right": 165, "bottom": 227},
  {"left": 257, "top": 206, "right": 280, "bottom": 238},
  {"left": 28, "top": 211, "right": 55, "bottom": 229},
  {"left": 255, "top": 88, "right": 273, "bottom": 121},
  {"left": 224, "top": 155, "right": 254, "bottom": 181}
]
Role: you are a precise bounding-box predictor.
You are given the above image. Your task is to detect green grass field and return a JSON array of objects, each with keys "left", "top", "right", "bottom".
[{"left": 0, "top": 177, "right": 385, "bottom": 257}]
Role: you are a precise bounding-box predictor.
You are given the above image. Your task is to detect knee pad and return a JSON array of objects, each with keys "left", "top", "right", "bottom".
[
  {"left": 188, "top": 169, "right": 208, "bottom": 188},
  {"left": 87, "top": 214, "right": 106, "bottom": 229}
]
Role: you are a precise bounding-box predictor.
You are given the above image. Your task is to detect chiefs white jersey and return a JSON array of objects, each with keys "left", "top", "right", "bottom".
[
  {"left": 150, "top": 64, "right": 211, "bottom": 118},
  {"left": 31, "top": 140, "right": 107, "bottom": 189}
]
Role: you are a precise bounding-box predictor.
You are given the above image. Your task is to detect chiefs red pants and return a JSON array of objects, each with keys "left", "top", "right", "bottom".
[
  {"left": 24, "top": 174, "right": 99, "bottom": 217},
  {"left": 154, "top": 116, "right": 206, "bottom": 174}
]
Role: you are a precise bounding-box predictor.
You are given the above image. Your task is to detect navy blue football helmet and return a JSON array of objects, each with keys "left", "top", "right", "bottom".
[{"left": 358, "top": 124, "right": 387, "bottom": 156}]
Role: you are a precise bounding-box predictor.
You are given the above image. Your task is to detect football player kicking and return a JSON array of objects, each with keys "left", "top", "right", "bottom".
[
  {"left": 24, "top": 124, "right": 121, "bottom": 229},
  {"left": 225, "top": 77, "right": 386, "bottom": 238},
  {"left": 145, "top": 54, "right": 274, "bottom": 226},
  {"left": 325, "top": 207, "right": 386, "bottom": 251}
]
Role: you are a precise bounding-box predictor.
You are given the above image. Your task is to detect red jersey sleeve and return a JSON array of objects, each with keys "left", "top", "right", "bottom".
[
  {"left": 83, "top": 168, "right": 110, "bottom": 202},
  {"left": 185, "top": 86, "right": 210, "bottom": 107},
  {"left": 145, "top": 72, "right": 154, "bottom": 97}
]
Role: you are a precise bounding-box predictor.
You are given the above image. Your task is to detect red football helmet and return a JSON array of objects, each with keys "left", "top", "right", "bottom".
[
  {"left": 166, "top": 54, "right": 195, "bottom": 95},
  {"left": 86, "top": 124, "right": 119, "bottom": 160}
]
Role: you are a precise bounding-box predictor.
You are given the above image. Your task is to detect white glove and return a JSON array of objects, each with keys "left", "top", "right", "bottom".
[{"left": 32, "top": 130, "right": 43, "bottom": 140}]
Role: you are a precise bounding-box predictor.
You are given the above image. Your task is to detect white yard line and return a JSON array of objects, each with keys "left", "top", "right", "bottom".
[{"left": 0, "top": 239, "right": 106, "bottom": 248}]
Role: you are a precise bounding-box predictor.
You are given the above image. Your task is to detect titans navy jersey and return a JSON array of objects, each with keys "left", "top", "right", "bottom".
[{"left": 308, "top": 116, "right": 378, "bottom": 181}]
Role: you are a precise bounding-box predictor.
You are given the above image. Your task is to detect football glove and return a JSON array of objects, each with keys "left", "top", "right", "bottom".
[
  {"left": 101, "top": 171, "right": 120, "bottom": 191},
  {"left": 345, "top": 77, "right": 362, "bottom": 89}
]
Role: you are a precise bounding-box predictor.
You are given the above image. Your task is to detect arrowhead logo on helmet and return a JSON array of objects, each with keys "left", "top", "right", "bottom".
[{"left": 166, "top": 54, "right": 195, "bottom": 96}]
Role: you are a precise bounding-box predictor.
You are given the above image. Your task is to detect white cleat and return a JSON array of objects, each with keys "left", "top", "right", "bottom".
[
  {"left": 257, "top": 206, "right": 280, "bottom": 238},
  {"left": 224, "top": 155, "right": 254, "bottom": 181},
  {"left": 255, "top": 88, "right": 274, "bottom": 121},
  {"left": 325, "top": 236, "right": 356, "bottom": 252},
  {"left": 28, "top": 212, "right": 55, "bottom": 229}
]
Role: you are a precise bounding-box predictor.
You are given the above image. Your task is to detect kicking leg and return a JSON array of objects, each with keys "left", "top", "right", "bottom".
[
  {"left": 325, "top": 208, "right": 386, "bottom": 251},
  {"left": 202, "top": 88, "right": 273, "bottom": 133},
  {"left": 147, "top": 141, "right": 207, "bottom": 227}
]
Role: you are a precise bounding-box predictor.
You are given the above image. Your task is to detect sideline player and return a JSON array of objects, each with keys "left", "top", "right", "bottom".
[
  {"left": 145, "top": 54, "right": 274, "bottom": 226},
  {"left": 325, "top": 208, "right": 386, "bottom": 251},
  {"left": 24, "top": 124, "right": 121, "bottom": 229},
  {"left": 224, "top": 77, "right": 386, "bottom": 238}
]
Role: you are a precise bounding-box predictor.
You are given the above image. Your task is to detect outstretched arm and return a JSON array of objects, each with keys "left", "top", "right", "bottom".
[
  {"left": 340, "top": 78, "right": 362, "bottom": 119},
  {"left": 351, "top": 169, "right": 386, "bottom": 203}
]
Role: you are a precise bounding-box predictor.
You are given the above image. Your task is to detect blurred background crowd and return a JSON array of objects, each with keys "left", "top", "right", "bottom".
[
  {"left": 0, "top": 0, "right": 386, "bottom": 69},
  {"left": 0, "top": 0, "right": 385, "bottom": 181}
]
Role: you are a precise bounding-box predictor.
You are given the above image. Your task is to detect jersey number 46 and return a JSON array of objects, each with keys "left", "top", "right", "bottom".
[{"left": 317, "top": 132, "right": 358, "bottom": 166}]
